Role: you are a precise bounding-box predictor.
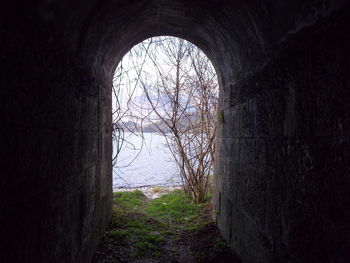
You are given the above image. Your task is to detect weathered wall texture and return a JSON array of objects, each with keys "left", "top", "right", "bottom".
[
  {"left": 1, "top": 0, "right": 349, "bottom": 262},
  {"left": 0, "top": 5, "right": 112, "bottom": 262},
  {"left": 213, "top": 6, "right": 350, "bottom": 262}
]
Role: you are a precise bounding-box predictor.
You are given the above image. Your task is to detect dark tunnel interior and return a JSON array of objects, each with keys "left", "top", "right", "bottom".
[{"left": 1, "top": 0, "right": 350, "bottom": 262}]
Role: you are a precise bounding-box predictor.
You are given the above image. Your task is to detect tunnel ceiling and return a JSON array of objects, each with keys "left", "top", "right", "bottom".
[
  {"left": 6, "top": 0, "right": 346, "bottom": 84},
  {"left": 43, "top": 0, "right": 346, "bottom": 82}
]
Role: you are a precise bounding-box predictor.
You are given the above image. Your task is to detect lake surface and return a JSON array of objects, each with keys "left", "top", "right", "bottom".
[{"left": 113, "top": 133, "right": 181, "bottom": 188}]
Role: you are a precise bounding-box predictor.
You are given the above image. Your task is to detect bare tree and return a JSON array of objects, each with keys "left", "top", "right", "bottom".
[{"left": 113, "top": 37, "right": 218, "bottom": 203}]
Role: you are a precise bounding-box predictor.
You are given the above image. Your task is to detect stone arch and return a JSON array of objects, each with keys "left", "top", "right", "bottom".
[
  {"left": 78, "top": 1, "right": 271, "bottom": 87},
  {"left": 1, "top": 0, "right": 350, "bottom": 262}
]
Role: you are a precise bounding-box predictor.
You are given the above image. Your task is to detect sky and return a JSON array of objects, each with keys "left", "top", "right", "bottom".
[{"left": 112, "top": 36, "right": 218, "bottom": 122}]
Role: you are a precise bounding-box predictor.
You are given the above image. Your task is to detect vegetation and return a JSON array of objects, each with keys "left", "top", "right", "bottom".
[
  {"left": 112, "top": 36, "right": 218, "bottom": 203},
  {"left": 93, "top": 190, "right": 238, "bottom": 263}
]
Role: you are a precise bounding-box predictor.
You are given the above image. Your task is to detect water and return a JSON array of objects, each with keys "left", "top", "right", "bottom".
[{"left": 113, "top": 133, "right": 181, "bottom": 188}]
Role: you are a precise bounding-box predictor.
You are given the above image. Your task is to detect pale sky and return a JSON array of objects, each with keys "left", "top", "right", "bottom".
[{"left": 112, "top": 36, "right": 218, "bottom": 124}]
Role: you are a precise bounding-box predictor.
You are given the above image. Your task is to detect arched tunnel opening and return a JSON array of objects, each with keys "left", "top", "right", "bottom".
[
  {"left": 1, "top": 1, "right": 350, "bottom": 262},
  {"left": 111, "top": 36, "right": 219, "bottom": 195},
  {"left": 103, "top": 37, "right": 223, "bottom": 261}
]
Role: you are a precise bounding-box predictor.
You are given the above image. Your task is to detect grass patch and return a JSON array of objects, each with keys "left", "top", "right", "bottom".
[
  {"left": 109, "top": 190, "right": 170, "bottom": 258},
  {"left": 145, "top": 189, "right": 202, "bottom": 228},
  {"left": 113, "top": 190, "right": 145, "bottom": 211},
  {"left": 131, "top": 232, "right": 165, "bottom": 258},
  {"left": 94, "top": 189, "right": 236, "bottom": 263},
  {"left": 109, "top": 190, "right": 203, "bottom": 258}
]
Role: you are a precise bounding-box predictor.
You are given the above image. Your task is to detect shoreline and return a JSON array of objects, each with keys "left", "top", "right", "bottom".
[{"left": 113, "top": 184, "right": 183, "bottom": 199}]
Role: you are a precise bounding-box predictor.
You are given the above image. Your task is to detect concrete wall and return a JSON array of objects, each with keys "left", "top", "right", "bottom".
[
  {"left": 0, "top": 5, "right": 112, "bottom": 262},
  {"left": 213, "top": 6, "right": 350, "bottom": 262}
]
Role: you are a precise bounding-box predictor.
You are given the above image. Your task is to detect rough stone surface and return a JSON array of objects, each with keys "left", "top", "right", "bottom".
[
  {"left": 1, "top": 0, "right": 349, "bottom": 262},
  {"left": 0, "top": 6, "right": 113, "bottom": 262},
  {"left": 214, "top": 6, "right": 350, "bottom": 262}
]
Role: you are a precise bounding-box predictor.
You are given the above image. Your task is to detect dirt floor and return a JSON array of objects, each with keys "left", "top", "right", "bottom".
[{"left": 92, "top": 190, "right": 240, "bottom": 263}]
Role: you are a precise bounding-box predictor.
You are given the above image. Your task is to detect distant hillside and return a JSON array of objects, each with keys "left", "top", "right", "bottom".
[{"left": 116, "top": 112, "right": 202, "bottom": 133}]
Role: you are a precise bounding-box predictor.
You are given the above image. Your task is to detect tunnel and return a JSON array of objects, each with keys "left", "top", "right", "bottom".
[{"left": 1, "top": 0, "right": 350, "bottom": 262}]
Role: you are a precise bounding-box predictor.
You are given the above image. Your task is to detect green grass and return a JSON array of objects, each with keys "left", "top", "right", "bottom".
[
  {"left": 113, "top": 190, "right": 145, "bottom": 211},
  {"left": 104, "top": 190, "right": 205, "bottom": 259},
  {"left": 131, "top": 232, "right": 165, "bottom": 258},
  {"left": 94, "top": 189, "right": 235, "bottom": 263},
  {"left": 145, "top": 190, "right": 202, "bottom": 228},
  {"left": 109, "top": 190, "right": 170, "bottom": 258}
]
